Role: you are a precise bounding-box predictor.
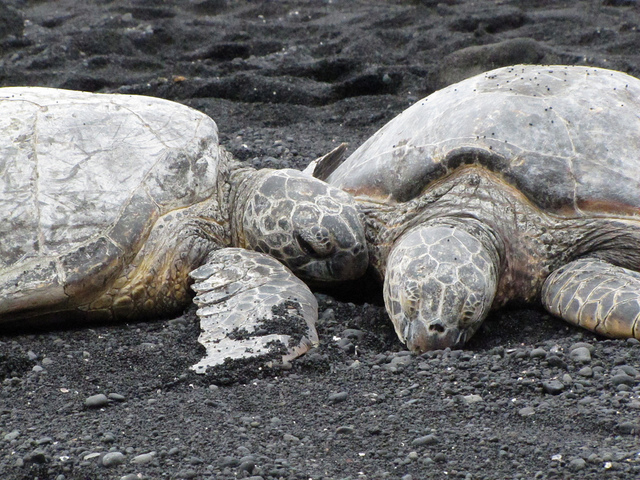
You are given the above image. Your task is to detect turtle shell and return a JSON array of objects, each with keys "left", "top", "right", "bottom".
[
  {"left": 0, "top": 87, "right": 221, "bottom": 315},
  {"left": 326, "top": 65, "right": 640, "bottom": 217}
]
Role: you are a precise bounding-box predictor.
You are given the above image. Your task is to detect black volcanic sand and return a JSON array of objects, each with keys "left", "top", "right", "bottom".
[{"left": 2, "top": 1, "right": 640, "bottom": 479}]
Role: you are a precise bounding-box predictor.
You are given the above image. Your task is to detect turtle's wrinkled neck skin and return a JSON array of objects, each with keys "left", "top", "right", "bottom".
[{"left": 363, "top": 166, "right": 640, "bottom": 309}]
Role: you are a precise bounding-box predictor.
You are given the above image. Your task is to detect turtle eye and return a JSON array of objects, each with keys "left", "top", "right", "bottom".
[
  {"left": 294, "top": 231, "right": 321, "bottom": 258},
  {"left": 459, "top": 308, "right": 475, "bottom": 326}
]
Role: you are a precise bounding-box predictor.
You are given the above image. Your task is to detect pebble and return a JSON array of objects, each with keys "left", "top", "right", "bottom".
[
  {"left": 85, "top": 394, "right": 109, "bottom": 408},
  {"left": 328, "top": 391, "right": 348, "bottom": 403},
  {"left": 411, "top": 434, "right": 439, "bottom": 446},
  {"left": 616, "top": 422, "right": 639, "bottom": 434},
  {"left": 542, "top": 380, "right": 565, "bottom": 395},
  {"left": 108, "top": 393, "right": 126, "bottom": 402},
  {"left": 545, "top": 355, "right": 568, "bottom": 370},
  {"left": 283, "top": 433, "right": 299, "bottom": 442},
  {"left": 611, "top": 374, "right": 636, "bottom": 386},
  {"left": 336, "top": 426, "right": 354, "bottom": 434},
  {"left": 102, "top": 451, "right": 125, "bottom": 467},
  {"left": 461, "top": 394, "right": 483, "bottom": 404},
  {"left": 569, "top": 457, "right": 586, "bottom": 470},
  {"left": 518, "top": 406, "right": 535, "bottom": 417},
  {"left": 569, "top": 342, "right": 595, "bottom": 354},
  {"left": 121, "top": 475, "right": 144, "bottom": 480},
  {"left": 569, "top": 347, "right": 591, "bottom": 363},
  {"left": 577, "top": 366, "right": 593, "bottom": 377},
  {"left": 132, "top": 452, "right": 155, "bottom": 464},
  {"left": 25, "top": 449, "right": 47, "bottom": 464},
  {"left": 342, "top": 328, "right": 365, "bottom": 341},
  {"left": 4, "top": 430, "right": 20, "bottom": 441},
  {"left": 615, "top": 365, "right": 639, "bottom": 377},
  {"left": 530, "top": 347, "right": 547, "bottom": 358}
]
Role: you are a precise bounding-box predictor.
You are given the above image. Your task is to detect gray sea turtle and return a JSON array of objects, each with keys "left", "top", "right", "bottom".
[
  {"left": 0, "top": 87, "right": 368, "bottom": 372},
  {"left": 311, "top": 64, "right": 640, "bottom": 351}
]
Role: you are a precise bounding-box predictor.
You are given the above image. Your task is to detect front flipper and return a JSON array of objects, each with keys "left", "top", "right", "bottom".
[
  {"left": 542, "top": 258, "right": 640, "bottom": 339},
  {"left": 189, "top": 248, "right": 319, "bottom": 374}
]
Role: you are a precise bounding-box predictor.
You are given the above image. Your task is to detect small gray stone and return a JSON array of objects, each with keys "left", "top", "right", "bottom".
[
  {"left": 4, "top": 430, "right": 20, "bottom": 441},
  {"left": 518, "top": 406, "right": 535, "bottom": 417},
  {"left": 542, "top": 380, "right": 565, "bottom": 395},
  {"left": 411, "top": 434, "right": 439, "bottom": 446},
  {"left": 611, "top": 374, "right": 636, "bottom": 386},
  {"left": 461, "top": 394, "right": 483, "bottom": 404},
  {"left": 336, "top": 426, "right": 354, "bottom": 434},
  {"left": 577, "top": 366, "right": 593, "bottom": 377},
  {"left": 328, "top": 391, "right": 348, "bottom": 403},
  {"left": 569, "top": 342, "right": 595, "bottom": 354},
  {"left": 342, "top": 328, "right": 365, "bottom": 341},
  {"left": 569, "top": 347, "right": 591, "bottom": 363},
  {"left": 102, "top": 452, "right": 125, "bottom": 467},
  {"left": 283, "top": 433, "right": 299, "bottom": 442},
  {"left": 26, "top": 449, "right": 47, "bottom": 464},
  {"left": 85, "top": 394, "right": 109, "bottom": 408},
  {"left": 120, "top": 475, "right": 144, "bottom": 480},
  {"left": 108, "top": 393, "right": 126, "bottom": 402},
  {"left": 131, "top": 452, "right": 155, "bottom": 464},
  {"left": 615, "top": 365, "right": 639, "bottom": 377},
  {"left": 530, "top": 347, "right": 547, "bottom": 358},
  {"left": 569, "top": 457, "right": 586, "bottom": 470},
  {"left": 616, "top": 422, "right": 640, "bottom": 434}
]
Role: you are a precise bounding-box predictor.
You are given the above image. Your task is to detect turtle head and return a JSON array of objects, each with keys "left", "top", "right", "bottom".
[
  {"left": 240, "top": 169, "right": 368, "bottom": 283},
  {"left": 383, "top": 223, "right": 500, "bottom": 351}
]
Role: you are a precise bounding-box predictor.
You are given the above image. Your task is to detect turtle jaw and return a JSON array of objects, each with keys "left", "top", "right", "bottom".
[{"left": 400, "top": 317, "right": 473, "bottom": 352}]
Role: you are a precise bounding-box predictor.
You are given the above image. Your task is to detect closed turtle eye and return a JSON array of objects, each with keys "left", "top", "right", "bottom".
[
  {"left": 459, "top": 309, "right": 475, "bottom": 326},
  {"left": 294, "top": 231, "right": 323, "bottom": 258}
]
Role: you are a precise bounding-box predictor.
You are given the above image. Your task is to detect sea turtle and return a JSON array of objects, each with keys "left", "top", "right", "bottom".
[
  {"left": 311, "top": 64, "right": 640, "bottom": 351},
  {"left": 0, "top": 87, "right": 368, "bottom": 372}
]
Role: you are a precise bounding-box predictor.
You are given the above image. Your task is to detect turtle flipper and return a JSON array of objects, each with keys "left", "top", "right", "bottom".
[
  {"left": 188, "top": 248, "right": 319, "bottom": 374},
  {"left": 542, "top": 258, "right": 640, "bottom": 339}
]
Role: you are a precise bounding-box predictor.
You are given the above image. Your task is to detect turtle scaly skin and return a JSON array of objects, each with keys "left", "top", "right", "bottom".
[{"left": 316, "top": 65, "right": 640, "bottom": 350}]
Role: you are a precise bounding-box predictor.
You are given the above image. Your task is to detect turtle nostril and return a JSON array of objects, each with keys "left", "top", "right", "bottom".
[{"left": 429, "top": 321, "right": 446, "bottom": 334}]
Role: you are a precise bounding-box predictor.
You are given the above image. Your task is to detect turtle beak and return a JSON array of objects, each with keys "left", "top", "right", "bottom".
[{"left": 403, "top": 319, "right": 466, "bottom": 352}]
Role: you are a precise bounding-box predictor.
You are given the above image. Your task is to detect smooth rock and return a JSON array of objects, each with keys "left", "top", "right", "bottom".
[
  {"left": 462, "top": 394, "right": 483, "bottom": 404},
  {"left": 518, "top": 406, "right": 535, "bottom": 417},
  {"left": 611, "top": 374, "right": 636, "bottom": 386},
  {"left": 542, "top": 380, "right": 565, "bottom": 395},
  {"left": 85, "top": 394, "right": 109, "bottom": 408},
  {"left": 132, "top": 452, "right": 155, "bottom": 464},
  {"left": 411, "top": 434, "right": 439, "bottom": 446},
  {"left": 328, "top": 391, "right": 348, "bottom": 403},
  {"left": 569, "top": 347, "right": 591, "bottom": 363},
  {"left": 102, "top": 452, "right": 126, "bottom": 467}
]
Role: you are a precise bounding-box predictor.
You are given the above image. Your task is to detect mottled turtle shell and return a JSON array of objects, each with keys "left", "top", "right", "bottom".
[
  {"left": 326, "top": 65, "right": 640, "bottom": 218},
  {"left": 0, "top": 87, "right": 221, "bottom": 312}
]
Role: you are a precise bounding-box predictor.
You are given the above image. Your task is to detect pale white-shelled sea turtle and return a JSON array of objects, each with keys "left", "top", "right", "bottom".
[
  {"left": 0, "top": 87, "right": 368, "bottom": 372},
  {"left": 311, "top": 65, "right": 640, "bottom": 351}
]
